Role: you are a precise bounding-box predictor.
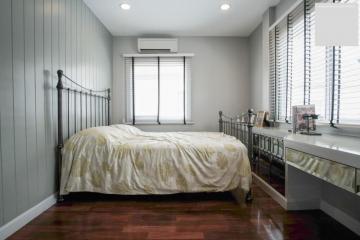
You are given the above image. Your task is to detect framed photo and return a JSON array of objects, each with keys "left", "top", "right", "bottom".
[
  {"left": 292, "top": 105, "right": 316, "bottom": 133},
  {"left": 255, "top": 111, "right": 266, "bottom": 127}
]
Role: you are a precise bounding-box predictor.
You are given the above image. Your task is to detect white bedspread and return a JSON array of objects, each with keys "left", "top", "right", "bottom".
[{"left": 60, "top": 125, "right": 252, "bottom": 195}]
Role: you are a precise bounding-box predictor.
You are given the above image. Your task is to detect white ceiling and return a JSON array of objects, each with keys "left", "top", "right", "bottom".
[{"left": 84, "top": 0, "right": 280, "bottom": 37}]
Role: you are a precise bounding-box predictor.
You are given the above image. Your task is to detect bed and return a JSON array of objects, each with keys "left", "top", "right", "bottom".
[
  {"left": 56, "top": 69, "right": 253, "bottom": 201},
  {"left": 60, "top": 124, "right": 252, "bottom": 196}
]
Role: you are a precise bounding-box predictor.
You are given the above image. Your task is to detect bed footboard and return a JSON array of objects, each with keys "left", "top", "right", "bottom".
[
  {"left": 218, "top": 109, "right": 255, "bottom": 161},
  {"left": 219, "top": 109, "right": 256, "bottom": 203}
]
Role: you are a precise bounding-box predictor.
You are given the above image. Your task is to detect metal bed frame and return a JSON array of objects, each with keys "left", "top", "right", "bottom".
[
  {"left": 56, "top": 70, "right": 111, "bottom": 202},
  {"left": 218, "top": 109, "right": 256, "bottom": 162},
  {"left": 219, "top": 109, "right": 286, "bottom": 196},
  {"left": 218, "top": 109, "right": 256, "bottom": 202}
]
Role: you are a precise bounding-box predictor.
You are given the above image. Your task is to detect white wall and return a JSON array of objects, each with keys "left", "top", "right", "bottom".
[{"left": 112, "top": 37, "right": 251, "bottom": 132}]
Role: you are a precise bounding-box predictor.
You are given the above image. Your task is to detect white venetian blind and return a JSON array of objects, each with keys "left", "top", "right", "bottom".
[
  {"left": 308, "top": 0, "right": 332, "bottom": 121},
  {"left": 269, "top": 0, "right": 360, "bottom": 126},
  {"left": 125, "top": 56, "right": 191, "bottom": 124},
  {"left": 134, "top": 57, "right": 158, "bottom": 122},
  {"left": 159, "top": 57, "right": 185, "bottom": 122},
  {"left": 336, "top": 0, "right": 360, "bottom": 124},
  {"left": 269, "top": 28, "right": 277, "bottom": 120},
  {"left": 275, "top": 19, "right": 289, "bottom": 121},
  {"left": 289, "top": 2, "right": 306, "bottom": 108}
]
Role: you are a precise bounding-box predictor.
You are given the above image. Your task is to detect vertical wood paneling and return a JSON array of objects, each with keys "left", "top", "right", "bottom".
[
  {"left": 44, "top": 0, "right": 53, "bottom": 196},
  {"left": 13, "top": 0, "right": 29, "bottom": 214},
  {"left": 24, "top": 0, "right": 39, "bottom": 207},
  {"left": 66, "top": 2, "right": 71, "bottom": 137},
  {"left": 35, "top": 0, "right": 47, "bottom": 201},
  {"left": 70, "top": 0, "right": 76, "bottom": 134},
  {"left": 59, "top": 0, "right": 66, "bottom": 140},
  {"left": 0, "top": 0, "right": 17, "bottom": 223},
  {"left": 0, "top": 116, "right": 3, "bottom": 226},
  {"left": 0, "top": 0, "right": 112, "bottom": 227},
  {"left": 51, "top": 0, "right": 59, "bottom": 192}
]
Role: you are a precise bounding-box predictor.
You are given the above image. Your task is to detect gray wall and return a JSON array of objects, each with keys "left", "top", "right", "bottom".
[
  {"left": 249, "top": 24, "right": 264, "bottom": 111},
  {"left": 249, "top": 0, "right": 298, "bottom": 112},
  {"left": 275, "top": 0, "right": 300, "bottom": 21},
  {"left": 0, "top": 0, "right": 112, "bottom": 227},
  {"left": 112, "top": 37, "right": 251, "bottom": 132},
  {"left": 248, "top": 8, "right": 274, "bottom": 112}
]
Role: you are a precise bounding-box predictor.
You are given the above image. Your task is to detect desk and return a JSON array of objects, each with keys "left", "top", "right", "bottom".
[
  {"left": 251, "top": 128, "right": 360, "bottom": 235},
  {"left": 283, "top": 133, "right": 360, "bottom": 235}
]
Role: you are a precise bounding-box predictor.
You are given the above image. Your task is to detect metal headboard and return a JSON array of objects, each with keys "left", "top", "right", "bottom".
[
  {"left": 56, "top": 70, "right": 111, "bottom": 202},
  {"left": 218, "top": 109, "right": 256, "bottom": 162}
]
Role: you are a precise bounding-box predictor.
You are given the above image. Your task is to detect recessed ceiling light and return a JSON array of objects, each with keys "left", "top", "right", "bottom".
[
  {"left": 120, "top": 3, "right": 131, "bottom": 10},
  {"left": 220, "top": 3, "right": 230, "bottom": 11}
]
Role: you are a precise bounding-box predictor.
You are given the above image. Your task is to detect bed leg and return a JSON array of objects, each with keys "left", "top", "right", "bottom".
[
  {"left": 57, "top": 194, "right": 64, "bottom": 203},
  {"left": 245, "top": 189, "right": 253, "bottom": 203}
]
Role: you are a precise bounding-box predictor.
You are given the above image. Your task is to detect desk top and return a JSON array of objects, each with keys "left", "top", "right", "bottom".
[
  {"left": 253, "top": 127, "right": 360, "bottom": 168},
  {"left": 285, "top": 134, "right": 360, "bottom": 168}
]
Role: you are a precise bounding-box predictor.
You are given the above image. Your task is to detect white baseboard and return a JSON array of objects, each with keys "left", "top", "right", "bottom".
[
  {"left": 286, "top": 199, "right": 319, "bottom": 211},
  {"left": 252, "top": 172, "right": 287, "bottom": 209},
  {"left": 320, "top": 200, "right": 360, "bottom": 236},
  {"left": 0, "top": 193, "right": 57, "bottom": 240}
]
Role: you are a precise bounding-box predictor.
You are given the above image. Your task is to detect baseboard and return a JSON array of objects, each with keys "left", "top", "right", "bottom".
[
  {"left": 0, "top": 193, "right": 57, "bottom": 240},
  {"left": 320, "top": 200, "right": 360, "bottom": 236},
  {"left": 286, "top": 199, "right": 319, "bottom": 211},
  {"left": 252, "top": 172, "right": 287, "bottom": 209}
]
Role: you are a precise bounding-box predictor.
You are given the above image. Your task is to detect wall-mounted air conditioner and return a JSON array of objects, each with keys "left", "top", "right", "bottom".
[{"left": 137, "top": 38, "right": 178, "bottom": 53}]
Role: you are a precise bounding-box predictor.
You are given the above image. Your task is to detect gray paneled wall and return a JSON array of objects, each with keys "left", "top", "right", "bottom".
[{"left": 0, "top": 0, "right": 112, "bottom": 227}]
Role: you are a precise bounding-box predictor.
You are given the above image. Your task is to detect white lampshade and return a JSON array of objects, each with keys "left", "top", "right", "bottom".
[{"left": 315, "top": 3, "right": 359, "bottom": 46}]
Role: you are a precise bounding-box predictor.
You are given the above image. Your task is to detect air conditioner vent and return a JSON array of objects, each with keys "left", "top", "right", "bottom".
[{"left": 137, "top": 38, "right": 178, "bottom": 53}]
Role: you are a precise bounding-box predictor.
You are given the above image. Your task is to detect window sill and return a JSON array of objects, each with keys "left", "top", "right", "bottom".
[{"left": 124, "top": 121, "right": 195, "bottom": 126}]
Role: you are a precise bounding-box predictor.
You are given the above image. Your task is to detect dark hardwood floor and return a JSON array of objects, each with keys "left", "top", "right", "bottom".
[
  {"left": 253, "top": 159, "right": 286, "bottom": 196},
  {"left": 9, "top": 183, "right": 359, "bottom": 240}
]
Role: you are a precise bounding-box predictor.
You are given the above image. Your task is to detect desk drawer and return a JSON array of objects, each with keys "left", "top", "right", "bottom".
[{"left": 286, "top": 148, "right": 356, "bottom": 193}]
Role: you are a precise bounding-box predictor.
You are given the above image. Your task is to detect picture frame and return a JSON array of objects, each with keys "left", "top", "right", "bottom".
[
  {"left": 255, "top": 111, "right": 267, "bottom": 127},
  {"left": 292, "top": 105, "right": 316, "bottom": 133}
]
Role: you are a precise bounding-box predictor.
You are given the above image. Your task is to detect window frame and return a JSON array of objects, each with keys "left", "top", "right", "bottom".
[{"left": 124, "top": 54, "right": 193, "bottom": 125}]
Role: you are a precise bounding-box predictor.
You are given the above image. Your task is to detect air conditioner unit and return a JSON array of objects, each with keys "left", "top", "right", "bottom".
[{"left": 137, "top": 38, "right": 178, "bottom": 53}]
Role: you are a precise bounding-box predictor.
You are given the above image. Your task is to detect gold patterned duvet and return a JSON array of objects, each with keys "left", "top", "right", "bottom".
[{"left": 60, "top": 125, "right": 252, "bottom": 195}]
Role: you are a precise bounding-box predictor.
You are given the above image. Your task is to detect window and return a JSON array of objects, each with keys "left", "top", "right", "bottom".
[
  {"left": 335, "top": 0, "right": 360, "bottom": 124},
  {"left": 125, "top": 56, "right": 191, "bottom": 124},
  {"left": 269, "top": 0, "right": 360, "bottom": 125},
  {"left": 289, "top": 2, "right": 306, "bottom": 108},
  {"left": 337, "top": 45, "right": 360, "bottom": 124},
  {"left": 308, "top": 0, "right": 332, "bottom": 121},
  {"left": 275, "top": 19, "right": 289, "bottom": 121}
]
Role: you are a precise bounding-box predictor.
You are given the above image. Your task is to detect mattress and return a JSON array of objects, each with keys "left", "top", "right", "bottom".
[{"left": 60, "top": 124, "right": 252, "bottom": 195}]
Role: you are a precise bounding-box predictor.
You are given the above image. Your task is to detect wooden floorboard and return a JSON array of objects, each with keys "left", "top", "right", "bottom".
[{"left": 9, "top": 183, "right": 360, "bottom": 240}]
